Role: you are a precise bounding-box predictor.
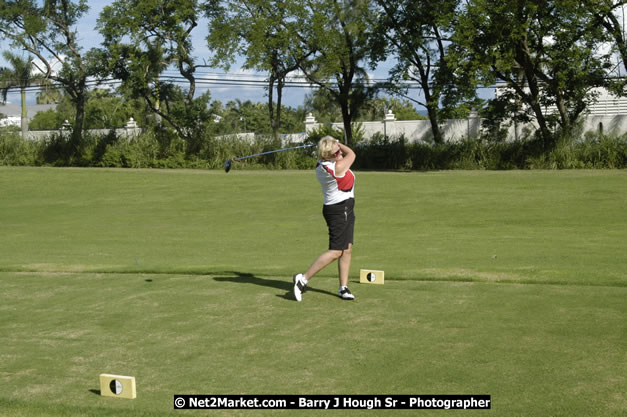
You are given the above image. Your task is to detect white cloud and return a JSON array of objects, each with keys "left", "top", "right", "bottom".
[{"left": 31, "top": 55, "right": 65, "bottom": 77}]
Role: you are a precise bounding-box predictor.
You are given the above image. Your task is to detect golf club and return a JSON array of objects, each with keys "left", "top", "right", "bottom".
[{"left": 224, "top": 143, "right": 314, "bottom": 172}]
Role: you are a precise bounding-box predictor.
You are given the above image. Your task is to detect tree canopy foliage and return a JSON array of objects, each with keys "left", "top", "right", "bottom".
[
  {"left": 0, "top": 0, "right": 99, "bottom": 155},
  {"left": 0, "top": 51, "right": 48, "bottom": 136},
  {"left": 205, "top": 0, "right": 312, "bottom": 139},
  {"left": 1, "top": 0, "right": 627, "bottom": 151}
]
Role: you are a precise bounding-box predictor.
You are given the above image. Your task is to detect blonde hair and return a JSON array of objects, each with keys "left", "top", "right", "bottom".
[{"left": 318, "top": 136, "right": 339, "bottom": 160}]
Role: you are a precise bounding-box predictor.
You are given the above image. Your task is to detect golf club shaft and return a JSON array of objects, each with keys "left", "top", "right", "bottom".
[{"left": 232, "top": 144, "right": 313, "bottom": 161}]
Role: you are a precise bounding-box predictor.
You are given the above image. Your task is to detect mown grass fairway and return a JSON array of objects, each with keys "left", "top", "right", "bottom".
[{"left": 0, "top": 167, "right": 625, "bottom": 416}]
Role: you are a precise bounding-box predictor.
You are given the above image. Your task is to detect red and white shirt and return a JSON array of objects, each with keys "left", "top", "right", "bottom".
[{"left": 316, "top": 160, "right": 355, "bottom": 205}]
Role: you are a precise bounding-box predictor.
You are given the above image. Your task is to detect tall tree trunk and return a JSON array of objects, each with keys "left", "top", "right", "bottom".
[
  {"left": 414, "top": 57, "right": 443, "bottom": 144},
  {"left": 71, "top": 91, "right": 86, "bottom": 158},
  {"left": 340, "top": 100, "right": 353, "bottom": 146},
  {"left": 500, "top": 67, "right": 554, "bottom": 149},
  {"left": 267, "top": 75, "right": 276, "bottom": 139},
  {"left": 528, "top": 101, "right": 554, "bottom": 150},
  {"left": 600, "top": 11, "right": 627, "bottom": 75},
  {"left": 424, "top": 91, "right": 443, "bottom": 144},
  {"left": 273, "top": 78, "right": 284, "bottom": 141},
  {"left": 20, "top": 87, "right": 28, "bottom": 138},
  {"left": 555, "top": 89, "right": 571, "bottom": 137},
  {"left": 515, "top": 41, "right": 555, "bottom": 150},
  {"left": 338, "top": 74, "right": 354, "bottom": 146},
  {"left": 154, "top": 78, "right": 162, "bottom": 126}
]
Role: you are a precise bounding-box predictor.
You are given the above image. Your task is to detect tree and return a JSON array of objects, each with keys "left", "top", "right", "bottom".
[
  {"left": 297, "top": 0, "right": 376, "bottom": 146},
  {"left": 358, "top": 96, "right": 427, "bottom": 122},
  {"left": 36, "top": 85, "right": 62, "bottom": 105},
  {"left": 97, "top": 0, "right": 213, "bottom": 153},
  {"left": 29, "top": 106, "right": 67, "bottom": 130},
  {"left": 205, "top": 0, "right": 311, "bottom": 140},
  {"left": 370, "top": 0, "right": 470, "bottom": 144},
  {"left": 83, "top": 89, "right": 147, "bottom": 129},
  {"left": 453, "top": 0, "right": 613, "bottom": 149},
  {"left": 0, "top": 0, "right": 99, "bottom": 154},
  {"left": 303, "top": 88, "right": 343, "bottom": 124},
  {"left": 30, "top": 89, "right": 148, "bottom": 130},
  {"left": 586, "top": 1, "right": 627, "bottom": 94},
  {"left": 305, "top": 91, "right": 426, "bottom": 123},
  {"left": 209, "top": 98, "right": 304, "bottom": 136},
  {"left": 0, "top": 51, "right": 47, "bottom": 136}
]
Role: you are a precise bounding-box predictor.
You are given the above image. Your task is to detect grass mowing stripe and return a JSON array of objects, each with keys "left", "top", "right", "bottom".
[
  {"left": 2, "top": 168, "right": 625, "bottom": 286},
  {"left": 1, "top": 269, "right": 625, "bottom": 290}
]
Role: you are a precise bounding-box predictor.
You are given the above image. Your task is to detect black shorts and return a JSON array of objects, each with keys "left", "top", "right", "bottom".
[{"left": 322, "top": 198, "right": 355, "bottom": 250}]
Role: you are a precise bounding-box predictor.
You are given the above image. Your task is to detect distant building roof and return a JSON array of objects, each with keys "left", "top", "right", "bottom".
[
  {"left": 0, "top": 116, "right": 20, "bottom": 127},
  {"left": 494, "top": 84, "right": 627, "bottom": 116},
  {"left": 0, "top": 102, "right": 57, "bottom": 120}
]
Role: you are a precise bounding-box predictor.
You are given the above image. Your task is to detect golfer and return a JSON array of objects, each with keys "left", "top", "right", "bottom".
[{"left": 294, "top": 136, "right": 356, "bottom": 301}]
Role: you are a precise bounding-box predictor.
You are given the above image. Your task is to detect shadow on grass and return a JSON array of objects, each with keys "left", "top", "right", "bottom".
[
  {"left": 214, "top": 271, "right": 336, "bottom": 301},
  {"left": 88, "top": 389, "right": 100, "bottom": 395}
]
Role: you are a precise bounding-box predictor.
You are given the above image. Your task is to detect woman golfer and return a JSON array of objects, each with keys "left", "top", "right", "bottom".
[{"left": 293, "top": 136, "right": 356, "bottom": 301}]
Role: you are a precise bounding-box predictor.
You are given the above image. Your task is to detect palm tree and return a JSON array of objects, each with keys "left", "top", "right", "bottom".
[
  {"left": 36, "top": 85, "right": 62, "bottom": 105},
  {"left": 0, "top": 51, "right": 46, "bottom": 137}
]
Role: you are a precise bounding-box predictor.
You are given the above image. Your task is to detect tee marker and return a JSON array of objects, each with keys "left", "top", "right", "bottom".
[
  {"left": 360, "top": 269, "right": 384, "bottom": 285},
  {"left": 99, "top": 374, "right": 136, "bottom": 399}
]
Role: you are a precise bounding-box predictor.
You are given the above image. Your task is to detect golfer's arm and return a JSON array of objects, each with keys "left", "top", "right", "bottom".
[{"left": 335, "top": 143, "right": 355, "bottom": 176}]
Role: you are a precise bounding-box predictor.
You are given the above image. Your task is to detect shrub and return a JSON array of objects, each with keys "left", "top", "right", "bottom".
[
  {"left": 2, "top": 125, "right": 624, "bottom": 170},
  {"left": 304, "top": 125, "right": 344, "bottom": 143},
  {"left": 0, "top": 129, "right": 39, "bottom": 166},
  {"left": 100, "top": 132, "right": 162, "bottom": 168},
  {"left": 526, "top": 134, "right": 627, "bottom": 169}
]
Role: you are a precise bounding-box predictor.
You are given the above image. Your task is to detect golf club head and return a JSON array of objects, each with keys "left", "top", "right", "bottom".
[{"left": 224, "top": 159, "right": 232, "bottom": 173}]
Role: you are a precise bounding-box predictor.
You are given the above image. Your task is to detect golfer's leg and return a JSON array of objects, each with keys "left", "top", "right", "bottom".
[
  {"left": 305, "top": 250, "right": 342, "bottom": 280},
  {"left": 338, "top": 244, "right": 352, "bottom": 287}
]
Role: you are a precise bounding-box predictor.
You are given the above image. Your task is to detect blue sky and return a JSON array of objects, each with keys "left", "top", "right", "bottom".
[
  {"left": 2, "top": 1, "right": 312, "bottom": 107},
  {"left": 0, "top": 1, "right": 415, "bottom": 111},
  {"left": 0, "top": 1, "right": 491, "bottom": 112}
]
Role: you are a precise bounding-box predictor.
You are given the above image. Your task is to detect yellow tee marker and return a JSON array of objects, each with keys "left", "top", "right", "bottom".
[
  {"left": 99, "top": 374, "right": 136, "bottom": 399},
  {"left": 360, "top": 269, "right": 384, "bottom": 285}
]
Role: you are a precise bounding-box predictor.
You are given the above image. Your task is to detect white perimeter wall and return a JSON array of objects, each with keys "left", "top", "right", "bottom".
[{"left": 305, "top": 113, "right": 627, "bottom": 143}]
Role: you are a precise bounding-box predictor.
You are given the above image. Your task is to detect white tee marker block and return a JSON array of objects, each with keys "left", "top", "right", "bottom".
[
  {"left": 360, "top": 269, "right": 384, "bottom": 285},
  {"left": 99, "top": 374, "right": 136, "bottom": 399}
]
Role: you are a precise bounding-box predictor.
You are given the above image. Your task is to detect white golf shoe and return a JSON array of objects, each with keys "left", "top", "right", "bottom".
[
  {"left": 293, "top": 273, "right": 307, "bottom": 302},
  {"left": 338, "top": 286, "right": 355, "bottom": 300}
]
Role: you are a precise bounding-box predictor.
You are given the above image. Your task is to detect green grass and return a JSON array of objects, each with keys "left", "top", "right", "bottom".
[{"left": 0, "top": 167, "right": 625, "bottom": 416}]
